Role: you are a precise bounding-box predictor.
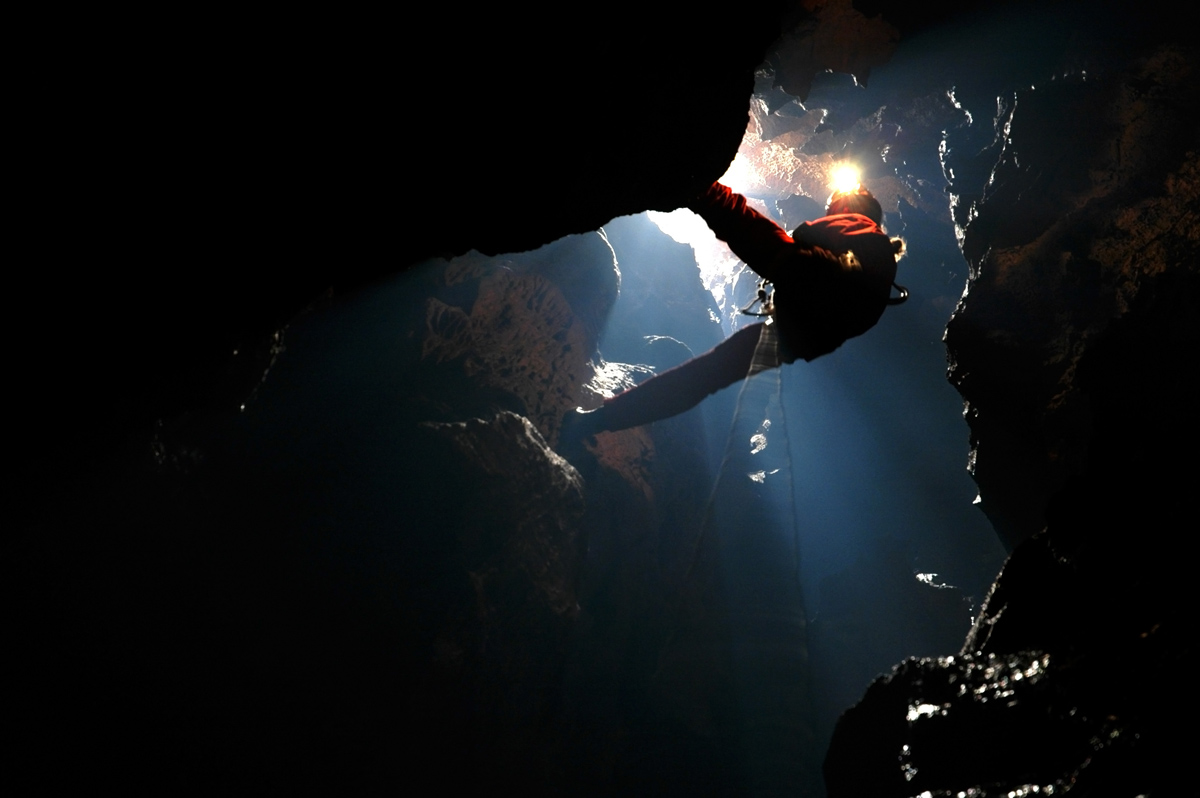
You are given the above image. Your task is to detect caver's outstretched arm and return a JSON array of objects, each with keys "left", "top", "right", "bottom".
[
  {"left": 688, "top": 183, "right": 794, "bottom": 280},
  {"left": 688, "top": 182, "right": 842, "bottom": 284}
]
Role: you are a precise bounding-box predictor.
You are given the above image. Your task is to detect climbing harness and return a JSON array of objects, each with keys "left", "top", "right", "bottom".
[
  {"left": 741, "top": 272, "right": 908, "bottom": 317},
  {"left": 739, "top": 278, "right": 775, "bottom": 318}
]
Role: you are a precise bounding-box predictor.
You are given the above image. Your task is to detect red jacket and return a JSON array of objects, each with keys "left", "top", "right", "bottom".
[{"left": 689, "top": 182, "right": 899, "bottom": 360}]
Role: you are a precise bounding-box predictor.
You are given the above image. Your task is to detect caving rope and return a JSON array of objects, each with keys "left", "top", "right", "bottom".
[
  {"left": 677, "top": 278, "right": 792, "bottom": 590},
  {"left": 676, "top": 252, "right": 911, "bottom": 623}
]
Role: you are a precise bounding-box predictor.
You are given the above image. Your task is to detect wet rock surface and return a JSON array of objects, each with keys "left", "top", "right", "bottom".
[
  {"left": 807, "top": 542, "right": 974, "bottom": 743},
  {"left": 825, "top": 642, "right": 1168, "bottom": 797}
]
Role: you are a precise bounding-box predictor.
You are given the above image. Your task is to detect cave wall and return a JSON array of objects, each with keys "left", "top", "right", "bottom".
[
  {"left": 825, "top": 34, "right": 1197, "bottom": 798},
  {"left": 946, "top": 44, "right": 1199, "bottom": 550}
]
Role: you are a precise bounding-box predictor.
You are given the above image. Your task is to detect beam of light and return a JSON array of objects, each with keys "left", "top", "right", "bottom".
[
  {"left": 830, "top": 162, "right": 861, "bottom": 194},
  {"left": 647, "top": 208, "right": 742, "bottom": 313},
  {"left": 718, "top": 151, "right": 756, "bottom": 196}
]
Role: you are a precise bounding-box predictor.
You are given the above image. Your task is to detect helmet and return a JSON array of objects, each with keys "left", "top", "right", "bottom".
[{"left": 825, "top": 186, "right": 883, "bottom": 225}]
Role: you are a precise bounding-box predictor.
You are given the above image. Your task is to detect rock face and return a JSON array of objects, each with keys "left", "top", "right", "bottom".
[
  {"left": 945, "top": 44, "right": 1199, "bottom": 550},
  {"left": 417, "top": 412, "right": 585, "bottom": 788},
  {"left": 420, "top": 232, "right": 619, "bottom": 443},
  {"left": 824, "top": 39, "right": 1197, "bottom": 798},
  {"left": 770, "top": 0, "right": 900, "bottom": 100}
]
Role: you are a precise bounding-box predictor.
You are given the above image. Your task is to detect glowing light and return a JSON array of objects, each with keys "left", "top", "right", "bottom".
[
  {"left": 906, "top": 703, "right": 945, "bottom": 721},
  {"left": 647, "top": 208, "right": 744, "bottom": 309},
  {"left": 830, "top": 163, "right": 861, "bottom": 194},
  {"left": 917, "top": 573, "right": 955, "bottom": 589},
  {"left": 748, "top": 468, "right": 781, "bottom": 483},
  {"left": 719, "top": 152, "right": 756, "bottom": 195}
]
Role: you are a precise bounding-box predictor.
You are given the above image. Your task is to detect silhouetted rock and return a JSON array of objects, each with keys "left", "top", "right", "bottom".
[
  {"left": 414, "top": 412, "right": 584, "bottom": 789},
  {"left": 770, "top": 0, "right": 900, "bottom": 100}
]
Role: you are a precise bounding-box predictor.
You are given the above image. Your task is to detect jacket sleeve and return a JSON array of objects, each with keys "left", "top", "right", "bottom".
[{"left": 687, "top": 183, "right": 795, "bottom": 276}]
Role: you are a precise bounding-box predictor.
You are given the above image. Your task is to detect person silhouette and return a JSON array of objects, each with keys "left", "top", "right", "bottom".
[{"left": 563, "top": 180, "right": 907, "bottom": 440}]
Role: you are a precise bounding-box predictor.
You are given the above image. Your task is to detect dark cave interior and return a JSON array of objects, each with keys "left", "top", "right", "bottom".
[{"left": 13, "top": 2, "right": 1195, "bottom": 795}]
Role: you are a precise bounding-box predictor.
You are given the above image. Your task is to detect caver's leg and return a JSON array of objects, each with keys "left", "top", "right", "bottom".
[{"left": 583, "top": 322, "right": 767, "bottom": 434}]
